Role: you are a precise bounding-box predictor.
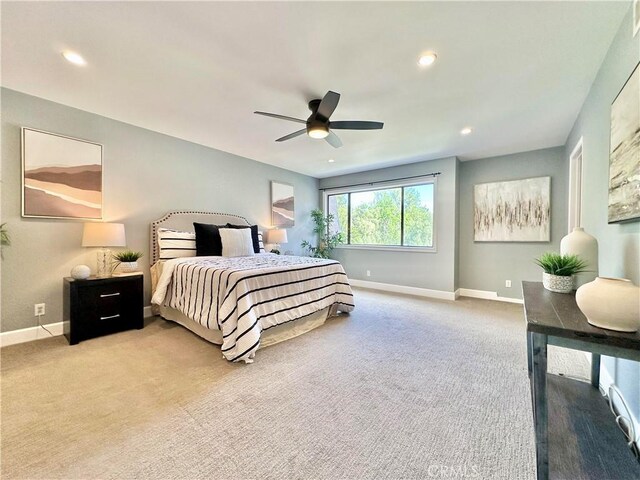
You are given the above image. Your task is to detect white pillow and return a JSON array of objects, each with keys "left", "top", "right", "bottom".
[
  {"left": 220, "top": 228, "right": 255, "bottom": 257},
  {"left": 158, "top": 228, "right": 196, "bottom": 260}
]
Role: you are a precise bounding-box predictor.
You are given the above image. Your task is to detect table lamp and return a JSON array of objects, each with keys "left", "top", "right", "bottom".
[
  {"left": 82, "top": 223, "right": 126, "bottom": 277},
  {"left": 266, "top": 228, "right": 288, "bottom": 254}
]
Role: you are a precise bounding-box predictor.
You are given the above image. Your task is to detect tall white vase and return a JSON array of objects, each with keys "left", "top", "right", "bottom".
[
  {"left": 576, "top": 277, "right": 640, "bottom": 332},
  {"left": 560, "top": 227, "right": 598, "bottom": 289}
]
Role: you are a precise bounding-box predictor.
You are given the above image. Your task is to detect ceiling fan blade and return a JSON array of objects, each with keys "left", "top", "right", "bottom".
[
  {"left": 276, "top": 128, "right": 307, "bottom": 142},
  {"left": 325, "top": 131, "right": 343, "bottom": 148},
  {"left": 316, "top": 91, "right": 340, "bottom": 120},
  {"left": 329, "top": 121, "right": 384, "bottom": 130},
  {"left": 254, "top": 111, "right": 306, "bottom": 124}
]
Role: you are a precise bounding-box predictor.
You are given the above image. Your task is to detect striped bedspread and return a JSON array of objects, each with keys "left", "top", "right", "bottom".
[{"left": 151, "top": 254, "right": 354, "bottom": 363}]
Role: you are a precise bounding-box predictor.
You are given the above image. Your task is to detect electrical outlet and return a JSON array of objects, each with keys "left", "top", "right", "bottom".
[
  {"left": 505, "top": 280, "right": 512, "bottom": 288},
  {"left": 366, "top": 270, "right": 371, "bottom": 277},
  {"left": 34, "top": 303, "right": 45, "bottom": 316}
]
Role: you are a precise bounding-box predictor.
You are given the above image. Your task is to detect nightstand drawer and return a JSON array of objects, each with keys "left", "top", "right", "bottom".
[
  {"left": 82, "top": 283, "right": 134, "bottom": 317},
  {"left": 64, "top": 275, "right": 144, "bottom": 345},
  {"left": 83, "top": 308, "right": 131, "bottom": 339}
]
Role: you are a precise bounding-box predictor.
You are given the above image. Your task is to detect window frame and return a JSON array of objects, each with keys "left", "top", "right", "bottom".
[{"left": 323, "top": 176, "right": 437, "bottom": 253}]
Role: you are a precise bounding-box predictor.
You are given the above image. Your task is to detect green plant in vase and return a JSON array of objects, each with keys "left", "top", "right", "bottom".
[
  {"left": 534, "top": 252, "right": 587, "bottom": 293},
  {"left": 301, "top": 209, "right": 345, "bottom": 259},
  {"left": 112, "top": 250, "right": 143, "bottom": 274}
]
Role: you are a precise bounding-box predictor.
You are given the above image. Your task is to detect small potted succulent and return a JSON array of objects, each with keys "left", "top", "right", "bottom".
[
  {"left": 113, "top": 250, "right": 143, "bottom": 274},
  {"left": 534, "top": 252, "right": 587, "bottom": 293}
]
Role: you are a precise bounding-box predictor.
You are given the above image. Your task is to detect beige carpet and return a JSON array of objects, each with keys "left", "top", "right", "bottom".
[{"left": 1, "top": 288, "right": 589, "bottom": 479}]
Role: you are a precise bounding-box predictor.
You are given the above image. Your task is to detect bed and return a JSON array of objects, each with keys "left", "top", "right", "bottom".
[{"left": 149, "top": 211, "right": 354, "bottom": 363}]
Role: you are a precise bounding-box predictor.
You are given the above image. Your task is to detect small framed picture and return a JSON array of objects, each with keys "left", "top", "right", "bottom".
[{"left": 271, "top": 181, "right": 294, "bottom": 227}]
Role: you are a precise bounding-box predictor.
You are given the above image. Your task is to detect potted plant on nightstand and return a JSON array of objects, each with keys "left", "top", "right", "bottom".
[
  {"left": 112, "top": 250, "right": 143, "bottom": 274},
  {"left": 534, "top": 252, "right": 587, "bottom": 293}
]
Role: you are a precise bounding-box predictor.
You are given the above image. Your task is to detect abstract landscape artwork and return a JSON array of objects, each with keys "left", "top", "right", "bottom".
[
  {"left": 609, "top": 62, "right": 639, "bottom": 223},
  {"left": 474, "top": 176, "right": 550, "bottom": 242},
  {"left": 22, "top": 128, "right": 102, "bottom": 219},
  {"left": 271, "top": 181, "right": 294, "bottom": 227}
]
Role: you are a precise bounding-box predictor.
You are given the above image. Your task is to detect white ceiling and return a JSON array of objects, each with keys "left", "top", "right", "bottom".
[{"left": 1, "top": 1, "right": 629, "bottom": 178}]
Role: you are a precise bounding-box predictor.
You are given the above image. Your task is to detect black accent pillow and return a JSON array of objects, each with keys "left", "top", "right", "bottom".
[
  {"left": 225, "top": 224, "right": 260, "bottom": 253},
  {"left": 193, "top": 222, "right": 223, "bottom": 256}
]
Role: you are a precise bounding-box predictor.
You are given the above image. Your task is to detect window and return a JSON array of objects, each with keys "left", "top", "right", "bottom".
[{"left": 325, "top": 178, "right": 435, "bottom": 250}]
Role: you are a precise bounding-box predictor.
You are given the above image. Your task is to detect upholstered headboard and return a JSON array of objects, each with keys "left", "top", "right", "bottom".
[{"left": 150, "top": 211, "right": 251, "bottom": 265}]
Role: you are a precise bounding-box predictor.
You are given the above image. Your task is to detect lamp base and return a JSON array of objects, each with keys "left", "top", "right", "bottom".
[{"left": 96, "top": 248, "right": 112, "bottom": 277}]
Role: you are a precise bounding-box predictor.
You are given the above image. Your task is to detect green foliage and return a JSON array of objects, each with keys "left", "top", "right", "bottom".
[
  {"left": 403, "top": 187, "right": 432, "bottom": 246},
  {"left": 0, "top": 223, "right": 9, "bottom": 247},
  {"left": 301, "top": 209, "right": 345, "bottom": 258},
  {"left": 351, "top": 189, "right": 401, "bottom": 245},
  {"left": 329, "top": 186, "right": 433, "bottom": 247},
  {"left": 113, "top": 250, "right": 143, "bottom": 262},
  {"left": 534, "top": 252, "right": 587, "bottom": 276}
]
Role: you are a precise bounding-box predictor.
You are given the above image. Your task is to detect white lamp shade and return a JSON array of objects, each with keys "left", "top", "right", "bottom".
[
  {"left": 267, "top": 229, "right": 288, "bottom": 244},
  {"left": 82, "top": 223, "right": 126, "bottom": 247}
]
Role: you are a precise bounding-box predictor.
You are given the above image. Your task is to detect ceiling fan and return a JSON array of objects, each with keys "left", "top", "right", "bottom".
[{"left": 254, "top": 91, "right": 383, "bottom": 148}]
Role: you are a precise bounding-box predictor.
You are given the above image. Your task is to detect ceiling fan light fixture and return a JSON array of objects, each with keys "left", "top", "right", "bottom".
[
  {"left": 308, "top": 125, "right": 329, "bottom": 139},
  {"left": 417, "top": 51, "right": 437, "bottom": 67},
  {"left": 62, "top": 50, "right": 87, "bottom": 66}
]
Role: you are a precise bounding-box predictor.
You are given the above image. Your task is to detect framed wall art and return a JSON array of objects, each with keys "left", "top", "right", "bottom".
[
  {"left": 271, "top": 181, "right": 294, "bottom": 227},
  {"left": 22, "top": 128, "right": 103, "bottom": 219},
  {"left": 474, "top": 176, "right": 550, "bottom": 242},
  {"left": 608, "top": 62, "right": 639, "bottom": 223}
]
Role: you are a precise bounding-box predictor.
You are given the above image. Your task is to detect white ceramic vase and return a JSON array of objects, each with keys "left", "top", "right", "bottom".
[
  {"left": 576, "top": 277, "right": 640, "bottom": 332},
  {"left": 560, "top": 227, "right": 598, "bottom": 289},
  {"left": 542, "top": 272, "right": 574, "bottom": 293},
  {"left": 119, "top": 261, "right": 139, "bottom": 273}
]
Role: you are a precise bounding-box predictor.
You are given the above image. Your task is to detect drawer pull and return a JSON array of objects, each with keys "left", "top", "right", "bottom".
[
  {"left": 100, "top": 292, "right": 120, "bottom": 298},
  {"left": 100, "top": 314, "right": 121, "bottom": 321}
]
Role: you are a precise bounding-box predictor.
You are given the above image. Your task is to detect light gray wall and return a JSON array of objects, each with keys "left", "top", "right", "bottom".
[
  {"left": 1, "top": 88, "right": 319, "bottom": 333},
  {"left": 564, "top": 5, "right": 639, "bottom": 441},
  {"left": 458, "top": 147, "right": 568, "bottom": 299},
  {"left": 319, "top": 156, "right": 458, "bottom": 293}
]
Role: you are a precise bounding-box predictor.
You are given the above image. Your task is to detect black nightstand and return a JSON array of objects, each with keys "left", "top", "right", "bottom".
[{"left": 63, "top": 275, "right": 144, "bottom": 345}]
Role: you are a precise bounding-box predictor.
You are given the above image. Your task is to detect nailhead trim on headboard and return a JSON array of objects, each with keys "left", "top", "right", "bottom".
[{"left": 150, "top": 211, "right": 251, "bottom": 265}]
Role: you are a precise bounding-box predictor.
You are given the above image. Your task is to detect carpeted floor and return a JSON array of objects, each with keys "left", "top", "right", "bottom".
[{"left": 1, "top": 288, "right": 589, "bottom": 479}]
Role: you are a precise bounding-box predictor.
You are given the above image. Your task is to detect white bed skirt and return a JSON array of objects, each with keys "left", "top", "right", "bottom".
[{"left": 158, "top": 304, "right": 335, "bottom": 350}]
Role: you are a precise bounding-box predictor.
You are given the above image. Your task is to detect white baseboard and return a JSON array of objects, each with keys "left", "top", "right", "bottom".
[
  {"left": 0, "top": 322, "right": 64, "bottom": 347},
  {"left": 349, "top": 279, "right": 456, "bottom": 301},
  {"left": 457, "top": 288, "right": 523, "bottom": 304},
  {"left": 1, "top": 306, "right": 155, "bottom": 348}
]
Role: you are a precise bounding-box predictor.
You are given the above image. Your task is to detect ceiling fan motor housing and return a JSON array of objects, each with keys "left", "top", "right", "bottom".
[{"left": 307, "top": 98, "right": 329, "bottom": 137}]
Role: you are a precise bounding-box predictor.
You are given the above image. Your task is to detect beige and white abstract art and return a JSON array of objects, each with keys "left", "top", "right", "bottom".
[
  {"left": 474, "top": 176, "right": 550, "bottom": 242},
  {"left": 22, "top": 128, "right": 102, "bottom": 220}
]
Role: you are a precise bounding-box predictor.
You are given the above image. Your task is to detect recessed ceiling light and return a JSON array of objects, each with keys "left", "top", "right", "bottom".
[
  {"left": 417, "top": 52, "right": 437, "bottom": 67},
  {"left": 460, "top": 127, "right": 473, "bottom": 136},
  {"left": 62, "top": 51, "right": 86, "bottom": 66},
  {"left": 328, "top": 159, "right": 335, "bottom": 163}
]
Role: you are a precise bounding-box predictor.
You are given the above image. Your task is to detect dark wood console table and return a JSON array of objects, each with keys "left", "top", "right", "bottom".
[{"left": 522, "top": 281, "right": 640, "bottom": 480}]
